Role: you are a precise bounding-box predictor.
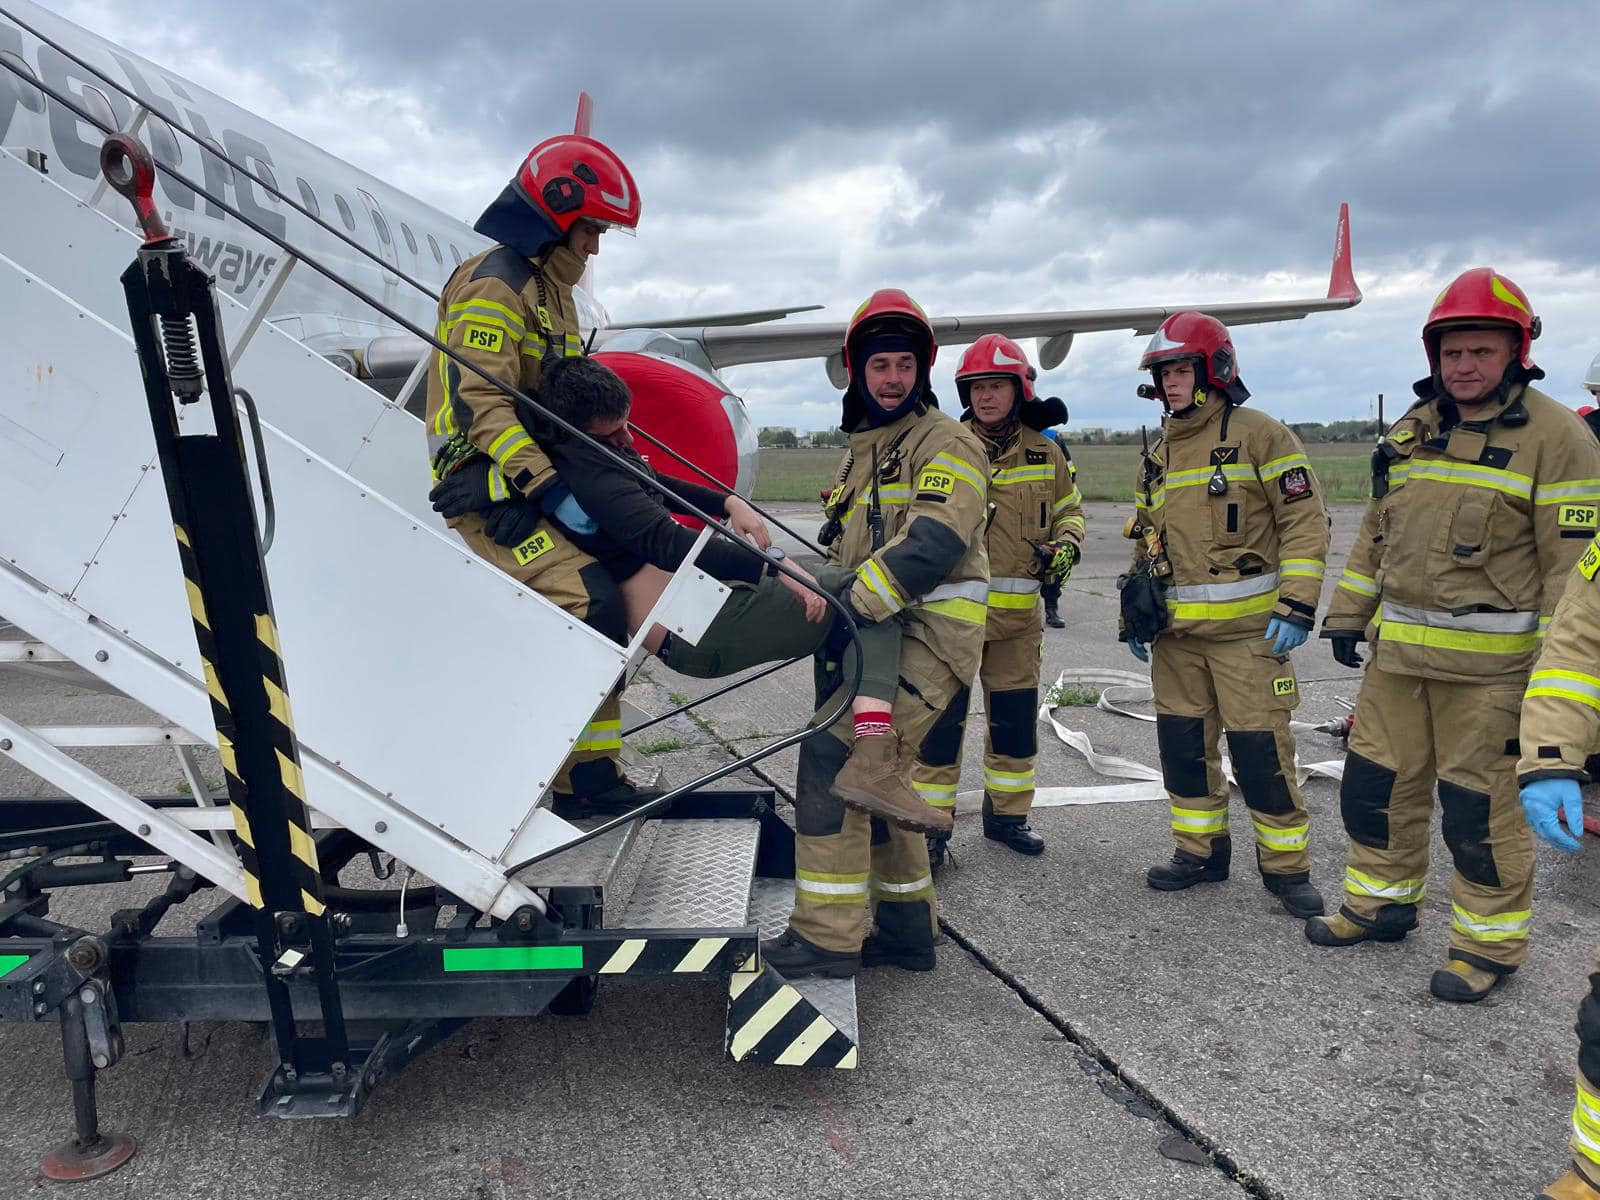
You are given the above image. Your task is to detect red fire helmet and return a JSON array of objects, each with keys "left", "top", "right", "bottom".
[
  {"left": 1139, "top": 311, "right": 1239, "bottom": 390},
  {"left": 955, "top": 333, "right": 1036, "bottom": 408},
  {"left": 842, "top": 289, "right": 936, "bottom": 372},
  {"left": 514, "top": 134, "right": 641, "bottom": 236},
  {"left": 1422, "top": 268, "right": 1540, "bottom": 372}
]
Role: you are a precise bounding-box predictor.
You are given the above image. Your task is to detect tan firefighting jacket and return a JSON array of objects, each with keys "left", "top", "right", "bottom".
[
  {"left": 1323, "top": 384, "right": 1600, "bottom": 683},
  {"left": 1128, "top": 397, "right": 1330, "bottom": 641},
  {"left": 1516, "top": 537, "right": 1600, "bottom": 783},
  {"left": 824, "top": 404, "right": 991, "bottom": 680},
  {"left": 422, "top": 242, "right": 588, "bottom": 509},
  {"left": 971, "top": 419, "right": 1084, "bottom": 639}
]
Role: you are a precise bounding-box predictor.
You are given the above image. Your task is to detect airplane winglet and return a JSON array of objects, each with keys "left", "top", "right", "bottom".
[
  {"left": 1327, "top": 202, "right": 1361, "bottom": 303},
  {"left": 574, "top": 91, "right": 594, "bottom": 138}
]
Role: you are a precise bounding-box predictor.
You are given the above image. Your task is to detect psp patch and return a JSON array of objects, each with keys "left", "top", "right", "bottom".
[
  {"left": 1278, "top": 466, "right": 1314, "bottom": 503},
  {"left": 512, "top": 529, "right": 555, "bottom": 567},
  {"left": 1559, "top": 504, "right": 1598, "bottom": 534},
  {"left": 917, "top": 468, "right": 955, "bottom": 497},
  {"left": 1272, "top": 676, "right": 1297, "bottom": 697},
  {"left": 462, "top": 324, "right": 504, "bottom": 354}
]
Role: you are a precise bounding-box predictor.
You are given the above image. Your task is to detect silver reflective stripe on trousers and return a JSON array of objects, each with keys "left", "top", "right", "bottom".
[
  {"left": 1380, "top": 602, "right": 1540, "bottom": 633},
  {"left": 988, "top": 577, "right": 1042, "bottom": 595},
  {"left": 1168, "top": 570, "right": 1280, "bottom": 603}
]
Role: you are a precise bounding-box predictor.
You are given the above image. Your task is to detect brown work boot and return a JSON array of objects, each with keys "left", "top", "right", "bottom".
[
  {"left": 1305, "top": 908, "right": 1414, "bottom": 947},
  {"left": 830, "top": 734, "right": 954, "bottom": 835},
  {"left": 1429, "top": 959, "right": 1504, "bottom": 1004},
  {"left": 1540, "top": 1169, "right": 1600, "bottom": 1199}
]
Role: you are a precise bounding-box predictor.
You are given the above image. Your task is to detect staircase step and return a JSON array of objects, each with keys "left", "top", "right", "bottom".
[
  {"left": 619, "top": 819, "right": 759, "bottom": 929},
  {"left": 515, "top": 818, "right": 642, "bottom": 898},
  {"left": 742, "top": 877, "right": 859, "bottom": 1050}
]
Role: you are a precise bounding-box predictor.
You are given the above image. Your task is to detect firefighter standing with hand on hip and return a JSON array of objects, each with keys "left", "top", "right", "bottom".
[
  {"left": 912, "top": 336, "right": 1084, "bottom": 865},
  {"left": 763, "top": 290, "right": 991, "bottom": 980},
  {"left": 1120, "top": 312, "right": 1329, "bottom": 921},
  {"left": 1311, "top": 269, "right": 1600, "bottom": 1003},
  {"left": 1517, "top": 534, "right": 1600, "bottom": 1200}
]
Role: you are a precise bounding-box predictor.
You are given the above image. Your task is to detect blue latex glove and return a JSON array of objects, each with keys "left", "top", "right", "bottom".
[
  {"left": 1127, "top": 639, "right": 1149, "bottom": 663},
  {"left": 1521, "top": 778, "right": 1585, "bottom": 852},
  {"left": 551, "top": 490, "right": 598, "bottom": 535},
  {"left": 1264, "top": 617, "right": 1309, "bottom": 656}
]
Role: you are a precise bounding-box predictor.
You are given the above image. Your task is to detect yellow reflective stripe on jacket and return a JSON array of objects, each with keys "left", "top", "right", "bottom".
[
  {"left": 985, "top": 768, "right": 1035, "bottom": 794},
  {"left": 1166, "top": 464, "right": 1257, "bottom": 489},
  {"left": 1167, "top": 572, "right": 1280, "bottom": 621},
  {"left": 1574, "top": 1080, "right": 1600, "bottom": 1166},
  {"left": 487, "top": 464, "right": 510, "bottom": 503},
  {"left": 1376, "top": 602, "right": 1542, "bottom": 655},
  {"left": 520, "top": 330, "right": 585, "bottom": 359},
  {"left": 1170, "top": 806, "right": 1226, "bottom": 834},
  {"left": 443, "top": 298, "right": 527, "bottom": 340},
  {"left": 1280, "top": 558, "right": 1325, "bottom": 581},
  {"left": 795, "top": 868, "right": 870, "bottom": 903},
  {"left": 1533, "top": 478, "right": 1600, "bottom": 505},
  {"left": 987, "top": 575, "right": 1041, "bottom": 610},
  {"left": 1344, "top": 866, "right": 1425, "bottom": 903},
  {"left": 928, "top": 451, "right": 987, "bottom": 495},
  {"left": 1337, "top": 567, "right": 1378, "bottom": 597},
  {"left": 1259, "top": 452, "right": 1311, "bottom": 482},
  {"left": 1055, "top": 488, "right": 1083, "bottom": 513},
  {"left": 1252, "top": 819, "right": 1309, "bottom": 852},
  {"left": 920, "top": 597, "right": 987, "bottom": 624},
  {"left": 486, "top": 424, "right": 535, "bottom": 468},
  {"left": 1408, "top": 459, "right": 1533, "bottom": 499},
  {"left": 1386, "top": 461, "right": 1412, "bottom": 490},
  {"left": 991, "top": 464, "right": 1056, "bottom": 486},
  {"left": 1526, "top": 669, "right": 1600, "bottom": 713},
  {"left": 1450, "top": 903, "right": 1531, "bottom": 943},
  {"left": 846, "top": 484, "right": 913, "bottom": 521},
  {"left": 857, "top": 558, "right": 906, "bottom": 614},
  {"left": 572, "top": 718, "right": 622, "bottom": 753}
]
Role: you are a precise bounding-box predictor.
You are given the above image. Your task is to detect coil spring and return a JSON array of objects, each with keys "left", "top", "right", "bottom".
[{"left": 160, "top": 314, "right": 204, "bottom": 399}]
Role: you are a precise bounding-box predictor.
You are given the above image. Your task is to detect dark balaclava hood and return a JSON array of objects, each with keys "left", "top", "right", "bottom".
[
  {"left": 844, "top": 332, "right": 929, "bottom": 430},
  {"left": 473, "top": 177, "right": 564, "bottom": 261}
]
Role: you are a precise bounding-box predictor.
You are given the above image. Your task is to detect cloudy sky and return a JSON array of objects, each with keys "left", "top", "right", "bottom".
[{"left": 40, "top": 0, "right": 1600, "bottom": 433}]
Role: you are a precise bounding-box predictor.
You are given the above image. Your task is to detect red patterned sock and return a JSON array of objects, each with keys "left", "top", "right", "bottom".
[{"left": 854, "top": 709, "right": 893, "bottom": 739}]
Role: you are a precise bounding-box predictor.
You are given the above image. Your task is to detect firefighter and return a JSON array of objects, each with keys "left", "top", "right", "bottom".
[
  {"left": 1039, "top": 398, "right": 1078, "bottom": 629},
  {"left": 1121, "top": 312, "right": 1329, "bottom": 920},
  {"left": 422, "top": 133, "right": 653, "bottom": 819},
  {"left": 1311, "top": 268, "right": 1600, "bottom": 1003},
  {"left": 911, "top": 336, "right": 1084, "bottom": 863},
  {"left": 1518, "top": 536, "right": 1600, "bottom": 1200},
  {"left": 763, "top": 289, "right": 991, "bottom": 979}
]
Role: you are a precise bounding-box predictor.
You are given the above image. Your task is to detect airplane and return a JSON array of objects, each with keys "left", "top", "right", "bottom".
[{"left": 0, "top": 0, "right": 1360, "bottom": 503}]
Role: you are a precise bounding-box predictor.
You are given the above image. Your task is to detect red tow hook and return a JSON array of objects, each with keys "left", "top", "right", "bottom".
[{"left": 98, "top": 133, "right": 172, "bottom": 245}]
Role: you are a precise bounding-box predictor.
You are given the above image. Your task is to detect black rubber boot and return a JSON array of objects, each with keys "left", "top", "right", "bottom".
[
  {"left": 550, "top": 777, "right": 665, "bottom": 821},
  {"left": 927, "top": 831, "right": 953, "bottom": 872},
  {"left": 1305, "top": 904, "right": 1416, "bottom": 947},
  {"left": 760, "top": 929, "right": 860, "bottom": 980},
  {"left": 982, "top": 796, "right": 1045, "bottom": 855},
  {"left": 1146, "top": 837, "right": 1231, "bottom": 891},
  {"left": 1262, "top": 871, "right": 1325, "bottom": 918},
  {"left": 1044, "top": 602, "right": 1065, "bottom": 629},
  {"left": 861, "top": 935, "right": 936, "bottom": 972}
]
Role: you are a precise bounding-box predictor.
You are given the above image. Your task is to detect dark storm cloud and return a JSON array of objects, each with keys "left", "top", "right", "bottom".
[{"left": 51, "top": 0, "right": 1600, "bottom": 428}]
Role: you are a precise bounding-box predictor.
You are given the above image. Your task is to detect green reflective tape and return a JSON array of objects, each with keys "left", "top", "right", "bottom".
[
  {"left": 0, "top": 954, "right": 27, "bottom": 979},
  {"left": 442, "top": 945, "right": 583, "bottom": 973}
]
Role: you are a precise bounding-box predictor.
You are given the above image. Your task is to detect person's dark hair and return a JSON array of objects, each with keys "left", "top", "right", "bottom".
[{"left": 542, "top": 355, "right": 632, "bottom": 430}]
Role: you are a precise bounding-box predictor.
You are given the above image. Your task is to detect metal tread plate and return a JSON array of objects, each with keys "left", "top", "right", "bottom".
[
  {"left": 748, "top": 877, "right": 858, "bottom": 1041},
  {"left": 515, "top": 818, "right": 642, "bottom": 893},
  {"left": 619, "top": 819, "right": 759, "bottom": 929}
]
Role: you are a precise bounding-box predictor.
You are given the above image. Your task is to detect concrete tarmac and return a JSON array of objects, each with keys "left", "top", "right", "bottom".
[{"left": 2, "top": 501, "right": 1594, "bottom": 1199}]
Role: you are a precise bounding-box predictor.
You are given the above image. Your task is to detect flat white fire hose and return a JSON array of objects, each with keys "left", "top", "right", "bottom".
[{"left": 954, "top": 668, "right": 1350, "bottom": 810}]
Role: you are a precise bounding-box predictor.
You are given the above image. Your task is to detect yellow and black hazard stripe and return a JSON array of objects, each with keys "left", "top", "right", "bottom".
[
  {"left": 441, "top": 933, "right": 755, "bottom": 977},
  {"left": 725, "top": 967, "right": 858, "bottom": 1069},
  {"left": 173, "top": 522, "right": 323, "bottom": 916}
]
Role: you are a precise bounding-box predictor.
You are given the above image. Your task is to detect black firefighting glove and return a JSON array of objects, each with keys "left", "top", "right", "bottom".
[
  {"left": 430, "top": 460, "right": 543, "bottom": 549},
  {"left": 1328, "top": 632, "right": 1365, "bottom": 670}
]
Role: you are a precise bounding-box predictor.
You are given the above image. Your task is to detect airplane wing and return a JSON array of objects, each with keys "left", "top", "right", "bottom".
[
  {"left": 684, "top": 204, "right": 1360, "bottom": 386},
  {"left": 608, "top": 304, "right": 824, "bottom": 329}
]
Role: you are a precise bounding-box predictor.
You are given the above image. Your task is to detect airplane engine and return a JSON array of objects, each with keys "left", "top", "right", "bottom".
[{"left": 592, "top": 349, "right": 758, "bottom": 526}]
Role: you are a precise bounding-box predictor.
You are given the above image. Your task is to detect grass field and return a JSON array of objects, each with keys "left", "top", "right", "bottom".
[{"left": 754, "top": 443, "right": 1374, "bottom": 504}]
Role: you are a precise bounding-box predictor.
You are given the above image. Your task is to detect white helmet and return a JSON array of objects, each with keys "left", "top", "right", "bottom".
[{"left": 1586, "top": 350, "right": 1600, "bottom": 395}]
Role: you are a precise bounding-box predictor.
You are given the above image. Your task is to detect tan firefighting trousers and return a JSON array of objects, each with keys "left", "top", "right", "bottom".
[
  {"left": 1569, "top": 947, "right": 1600, "bottom": 1185},
  {"left": 912, "top": 629, "right": 1042, "bottom": 819},
  {"left": 790, "top": 636, "right": 960, "bottom": 953},
  {"left": 1336, "top": 666, "right": 1533, "bottom": 971},
  {"left": 1151, "top": 633, "right": 1311, "bottom": 875},
  {"left": 456, "top": 511, "right": 627, "bottom": 797}
]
